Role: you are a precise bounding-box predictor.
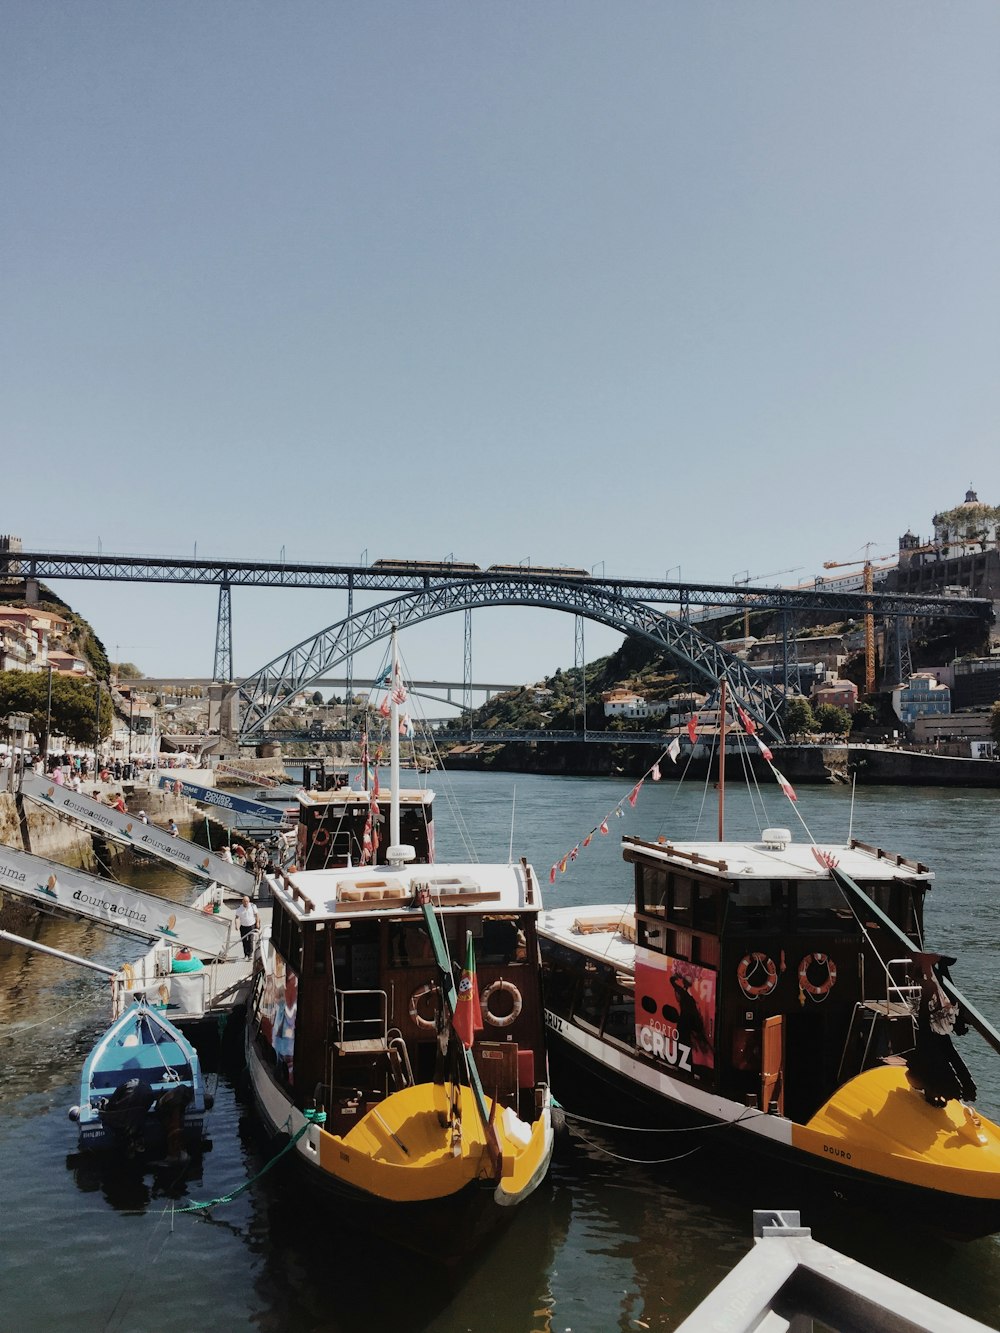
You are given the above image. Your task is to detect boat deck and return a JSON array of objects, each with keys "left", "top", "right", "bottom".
[{"left": 120, "top": 887, "right": 272, "bottom": 1027}]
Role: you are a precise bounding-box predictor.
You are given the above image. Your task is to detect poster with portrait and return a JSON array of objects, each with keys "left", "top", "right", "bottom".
[{"left": 634, "top": 948, "right": 717, "bottom": 1073}]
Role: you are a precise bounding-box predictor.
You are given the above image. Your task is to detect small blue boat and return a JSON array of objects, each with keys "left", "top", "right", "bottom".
[{"left": 69, "top": 1002, "right": 212, "bottom": 1158}]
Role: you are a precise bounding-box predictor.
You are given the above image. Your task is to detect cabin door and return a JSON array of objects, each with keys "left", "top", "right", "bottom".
[{"left": 761, "top": 1014, "right": 785, "bottom": 1115}]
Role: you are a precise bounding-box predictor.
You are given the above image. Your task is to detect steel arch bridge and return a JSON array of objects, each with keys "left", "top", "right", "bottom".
[{"left": 236, "top": 576, "right": 791, "bottom": 743}]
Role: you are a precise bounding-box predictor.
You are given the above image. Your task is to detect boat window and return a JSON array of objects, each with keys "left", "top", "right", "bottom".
[
  {"left": 272, "top": 900, "right": 303, "bottom": 970},
  {"left": 602, "top": 972, "right": 636, "bottom": 1045},
  {"left": 794, "top": 880, "right": 854, "bottom": 933},
  {"left": 725, "top": 881, "right": 786, "bottom": 934},
  {"left": 574, "top": 959, "right": 613, "bottom": 1029},
  {"left": 693, "top": 883, "right": 720, "bottom": 933},
  {"left": 670, "top": 876, "right": 693, "bottom": 927},
  {"left": 637, "top": 865, "right": 668, "bottom": 916},
  {"left": 541, "top": 942, "right": 581, "bottom": 1019},
  {"left": 665, "top": 928, "right": 692, "bottom": 961},
  {"left": 388, "top": 920, "right": 435, "bottom": 967},
  {"left": 480, "top": 915, "right": 524, "bottom": 965}
]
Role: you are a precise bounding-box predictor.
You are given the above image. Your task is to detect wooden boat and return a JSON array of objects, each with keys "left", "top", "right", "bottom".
[
  {"left": 245, "top": 631, "right": 554, "bottom": 1259},
  {"left": 538, "top": 681, "right": 1000, "bottom": 1238},
  {"left": 69, "top": 1001, "right": 211, "bottom": 1158}
]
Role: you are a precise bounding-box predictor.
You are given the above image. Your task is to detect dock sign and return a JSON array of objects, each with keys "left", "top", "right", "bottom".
[
  {"left": 156, "top": 776, "right": 294, "bottom": 825},
  {"left": 0, "top": 844, "right": 232, "bottom": 955}
]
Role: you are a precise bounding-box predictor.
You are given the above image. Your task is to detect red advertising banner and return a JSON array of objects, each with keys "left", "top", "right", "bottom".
[{"left": 634, "top": 949, "right": 717, "bottom": 1073}]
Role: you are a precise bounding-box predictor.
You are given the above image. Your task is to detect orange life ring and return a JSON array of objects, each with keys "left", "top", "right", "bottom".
[
  {"left": 313, "top": 827, "right": 330, "bottom": 847},
  {"left": 798, "top": 953, "right": 837, "bottom": 1000},
  {"left": 408, "top": 983, "right": 440, "bottom": 1031},
  {"left": 737, "top": 952, "right": 778, "bottom": 999},
  {"left": 480, "top": 979, "right": 522, "bottom": 1027}
]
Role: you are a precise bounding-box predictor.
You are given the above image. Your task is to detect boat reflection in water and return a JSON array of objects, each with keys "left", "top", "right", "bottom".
[{"left": 539, "top": 679, "right": 1000, "bottom": 1240}]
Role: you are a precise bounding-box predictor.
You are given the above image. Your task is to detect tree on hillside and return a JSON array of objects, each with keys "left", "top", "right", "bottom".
[
  {"left": 813, "top": 703, "right": 852, "bottom": 737},
  {"left": 0, "top": 671, "right": 113, "bottom": 747},
  {"left": 784, "top": 696, "right": 816, "bottom": 739}
]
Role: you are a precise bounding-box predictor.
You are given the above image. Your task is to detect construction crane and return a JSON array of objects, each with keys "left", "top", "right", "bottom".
[
  {"left": 822, "top": 546, "right": 896, "bottom": 695},
  {"left": 732, "top": 567, "right": 803, "bottom": 638}
]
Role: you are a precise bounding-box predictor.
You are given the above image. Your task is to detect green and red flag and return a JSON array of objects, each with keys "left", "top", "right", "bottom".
[{"left": 453, "top": 930, "right": 483, "bottom": 1049}]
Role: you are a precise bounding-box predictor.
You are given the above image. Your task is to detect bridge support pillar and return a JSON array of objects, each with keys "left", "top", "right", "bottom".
[{"left": 213, "top": 583, "right": 232, "bottom": 683}]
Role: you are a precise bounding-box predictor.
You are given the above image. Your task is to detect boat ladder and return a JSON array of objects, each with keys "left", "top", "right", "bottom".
[{"left": 838, "top": 958, "right": 919, "bottom": 1083}]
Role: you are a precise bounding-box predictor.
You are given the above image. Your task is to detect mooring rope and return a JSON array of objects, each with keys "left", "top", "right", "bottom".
[
  {"left": 170, "top": 1108, "right": 325, "bottom": 1215},
  {"left": 561, "top": 1105, "right": 758, "bottom": 1134}
]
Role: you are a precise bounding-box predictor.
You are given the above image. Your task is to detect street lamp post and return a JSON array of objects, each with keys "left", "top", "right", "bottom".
[
  {"left": 6, "top": 713, "right": 30, "bottom": 793},
  {"left": 41, "top": 664, "right": 53, "bottom": 764}
]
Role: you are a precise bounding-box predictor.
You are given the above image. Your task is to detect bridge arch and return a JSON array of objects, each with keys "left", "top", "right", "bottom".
[{"left": 236, "top": 576, "right": 788, "bottom": 742}]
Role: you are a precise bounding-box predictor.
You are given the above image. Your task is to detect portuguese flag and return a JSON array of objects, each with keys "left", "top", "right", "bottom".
[{"left": 453, "top": 930, "right": 483, "bottom": 1049}]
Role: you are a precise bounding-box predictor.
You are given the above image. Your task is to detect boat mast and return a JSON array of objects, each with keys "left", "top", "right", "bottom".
[
  {"left": 718, "top": 677, "right": 726, "bottom": 842},
  {"left": 389, "top": 625, "right": 401, "bottom": 850}
]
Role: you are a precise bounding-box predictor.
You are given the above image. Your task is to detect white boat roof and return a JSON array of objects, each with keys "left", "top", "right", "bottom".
[
  {"left": 539, "top": 904, "right": 637, "bottom": 971},
  {"left": 623, "top": 833, "right": 933, "bottom": 884},
  {"left": 271, "top": 859, "right": 542, "bottom": 922},
  {"left": 298, "top": 786, "right": 434, "bottom": 808}
]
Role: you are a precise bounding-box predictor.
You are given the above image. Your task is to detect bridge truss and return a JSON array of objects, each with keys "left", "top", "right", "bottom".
[{"left": 237, "top": 577, "right": 798, "bottom": 743}]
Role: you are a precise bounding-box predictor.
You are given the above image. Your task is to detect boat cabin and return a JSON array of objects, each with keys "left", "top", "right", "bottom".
[
  {"left": 295, "top": 787, "right": 435, "bottom": 871},
  {"left": 543, "top": 829, "right": 933, "bottom": 1124},
  {"left": 251, "top": 859, "right": 549, "bottom": 1135}
]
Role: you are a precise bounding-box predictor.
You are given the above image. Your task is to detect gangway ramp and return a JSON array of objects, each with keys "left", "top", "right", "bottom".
[{"left": 19, "top": 771, "right": 254, "bottom": 894}]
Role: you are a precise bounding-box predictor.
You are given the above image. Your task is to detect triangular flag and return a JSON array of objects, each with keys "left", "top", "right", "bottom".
[
  {"left": 667, "top": 737, "right": 681, "bottom": 764},
  {"left": 687, "top": 714, "right": 699, "bottom": 744},
  {"left": 773, "top": 767, "right": 797, "bottom": 802},
  {"left": 569, "top": 845, "right": 579, "bottom": 861},
  {"left": 549, "top": 865, "right": 557, "bottom": 884},
  {"left": 651, "top": 762, "right": 661, "bottom": 782},
  {"left": 559, "top": 857, "right": 568, "bottom": 873},
  {"left": 599, "top": 820, "right": 609, "bottom": 835},
  {"left": 736, "top": 704, "right": 757, "bottom": 735},
  {"left": 379, "top": 695, "right": 391, "bottom": 718},
  {"left": 373, "top": 770, "right": 380, "bottom": 798},
  {"left": 582, "top": 833, "right": 593, "bottom": 848},
  {"left": 627, "top": 782, "right": 642, "bottom": 807},
  {"left": 452, "top": 931, "right": 483, "bottom": 1049},
  {"left": 755, "top": 734, "right": 773, "bottom": 763}
]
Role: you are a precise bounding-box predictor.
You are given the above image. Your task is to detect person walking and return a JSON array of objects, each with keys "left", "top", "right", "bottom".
[{"left": 236, "top": 896, "right": 260, "bottom": 958}]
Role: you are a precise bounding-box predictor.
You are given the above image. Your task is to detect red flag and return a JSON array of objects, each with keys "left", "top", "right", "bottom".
[
  {"left": 773, "top": 767, "right": 797, "bottom": 802},
  {"left": 736, "top": 705, "right": 756, "bottom": 735},
  {"left": 379, "top": 695, "right": 391, "bottom": 718},
  {"left": 755, "top": 735, "right": 773, "bottom": 763},
  {"left": 582, "top": 833, "right": 593, "bottom": 848},
  {"left": 811, "top": 846, "right": 840, "bottom": 871},
  {"left": 569, "top": 845, "right": 579, "bottom": 861},
  {"left": 373, "top": 770, "right": 380, "bottom": 799},
  {"left": 549, "top": 865, "right": 557, "bottom": 884},
  {"left": 599, "top": 820, "right": 609, "bottom": 835},
  {"left": 452, "top": 932, "right": 483, "bottom": 1049},
  {"left": 687, "top": 714, "right": 699, "bottom": 744},
  {"left": 627, "top": 782, "right": 642, "bottom": 807}
]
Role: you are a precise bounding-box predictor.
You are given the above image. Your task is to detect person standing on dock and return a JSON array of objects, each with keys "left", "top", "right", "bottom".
[{"left": 237, "top": 896, "right": 260, "bottom": 958}]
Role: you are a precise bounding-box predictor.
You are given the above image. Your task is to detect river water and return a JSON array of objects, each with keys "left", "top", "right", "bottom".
[{"left": 2, "top": 770, "right": 1000, "bottom": 1331}]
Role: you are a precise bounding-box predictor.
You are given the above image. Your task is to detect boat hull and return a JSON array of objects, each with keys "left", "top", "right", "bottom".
[
  {"left": 545, "top": 1018, "right": 1000, "bottom": 1240},
  {"left": 246, "top": 1039, "right": 553, "bottom": 1261}
]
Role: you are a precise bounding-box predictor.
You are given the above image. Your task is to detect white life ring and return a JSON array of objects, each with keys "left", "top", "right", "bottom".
[
  {"left": 480, "top": 979, "right": 522, "bottom": 1027},
  {"left": 408, "top": 983, "right": 440, "bottom": 1031},
  {"left": 798, "top": 953, "right": 837, "bottom": 1000}
]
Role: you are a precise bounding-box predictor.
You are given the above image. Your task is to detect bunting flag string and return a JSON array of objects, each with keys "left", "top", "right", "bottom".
[{"left": 547, "top": 748, "right": 672, "bottom": 886}]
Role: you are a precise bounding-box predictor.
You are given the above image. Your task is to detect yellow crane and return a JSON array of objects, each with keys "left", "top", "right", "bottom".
[{"left": 822, "top": 546, "right": 896, "bottom": 695}]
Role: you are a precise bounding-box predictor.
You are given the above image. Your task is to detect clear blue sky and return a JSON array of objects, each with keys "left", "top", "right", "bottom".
[{"left": 3, "top": 2, "right": 997, "bottom": 692}]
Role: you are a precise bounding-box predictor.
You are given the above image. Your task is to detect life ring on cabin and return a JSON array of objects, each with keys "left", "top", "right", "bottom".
[
  {"left": 737, "top": 952, "right": 778, "bottom": 999},
  {"left": 409, "top": 983, "right": 440, "bottom": 1031},
  {"left": 480, "top": 979, "right": 522, "bottom": 1027},
  {"left": 313, "top": 827, "right": 330, "bottom": 847},
  {"left": 798, "top": 953, "right": 837, "bottom": 1000}
]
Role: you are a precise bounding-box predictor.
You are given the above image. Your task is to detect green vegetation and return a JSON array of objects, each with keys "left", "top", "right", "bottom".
[
  {"left": 783, "top": 696, "right": 816, "bottom": 738},
  {"left": 813, "top": 702, "right": 852, "bottom": 737},
  {"left": 0, "top": 670, "right": 113, "bottom": 746}
]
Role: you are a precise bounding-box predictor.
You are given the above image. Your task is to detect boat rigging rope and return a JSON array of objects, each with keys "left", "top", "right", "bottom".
[{"left": 170, "top": 1109, "right": 325, "bottom": 1215}]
